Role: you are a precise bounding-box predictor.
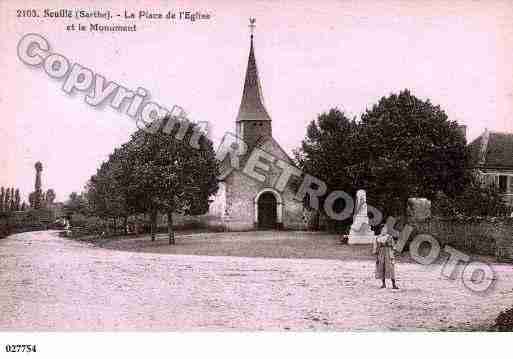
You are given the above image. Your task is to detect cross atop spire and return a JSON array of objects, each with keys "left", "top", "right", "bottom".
[
  {"left": 249, "top": 18, "right": 256, "bottom": 36},
  {"left": 236, "top": 19, "right": 271, "bottom": 122}
]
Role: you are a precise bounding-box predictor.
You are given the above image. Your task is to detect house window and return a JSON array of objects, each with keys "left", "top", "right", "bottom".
[
  {"left": 485, "top": 174, "right": 495, "bottom": 187},
  {"left": 498, "top": 175, "right": 508, "bottom": 193}
]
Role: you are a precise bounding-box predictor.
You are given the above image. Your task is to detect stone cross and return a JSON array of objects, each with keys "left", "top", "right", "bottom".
[{"left": 249, "top": 18, "right": 256, "bottom": 35}]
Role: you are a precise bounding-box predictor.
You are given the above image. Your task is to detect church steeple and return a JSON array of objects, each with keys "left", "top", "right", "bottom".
[{"left": 236, "top": 18, "right": 272, "bottom": 148}]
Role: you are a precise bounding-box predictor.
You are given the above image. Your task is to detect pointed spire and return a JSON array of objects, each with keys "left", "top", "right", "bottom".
[{"left": 236, "top": 19, "right": 271, "bottom": 122}]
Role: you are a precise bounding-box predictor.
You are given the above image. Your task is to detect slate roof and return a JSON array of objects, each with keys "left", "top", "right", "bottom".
[
  {"left": 468, "top": 130, "right": 513, "bottom": 170},
  {"left": 236, "top": 34, "right": 271, "bottom": 122},
  {"left": 218, "top": 32, "right": 294, "bottom": 181}
]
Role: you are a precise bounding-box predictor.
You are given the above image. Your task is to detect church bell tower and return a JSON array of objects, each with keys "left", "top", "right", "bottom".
[{"left": 236, "top": 18, "right": 272, "bottom": 150}]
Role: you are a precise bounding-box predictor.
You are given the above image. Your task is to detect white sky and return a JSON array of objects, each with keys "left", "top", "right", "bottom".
[{"left": 1, "top": 0, "right": 513, "bottom": 202}]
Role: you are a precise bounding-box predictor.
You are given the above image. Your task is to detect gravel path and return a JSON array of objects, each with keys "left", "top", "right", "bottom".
[{"left": 1, "top": 230, "right": 512, "bottom": 331}]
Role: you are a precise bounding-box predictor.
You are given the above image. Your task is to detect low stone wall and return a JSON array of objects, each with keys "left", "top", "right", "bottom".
[
  {"left": 411, "top": 217, "right": 513, "bottom": 262},
  {"left": 10, "top": 209, "right": 53, "bottom": 233},
  {"left": 0, "top": 210, "right": 54, "bottom": 238}
]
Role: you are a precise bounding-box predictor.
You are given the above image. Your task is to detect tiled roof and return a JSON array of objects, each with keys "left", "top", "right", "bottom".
[
  {"left": 468, "top": 130, "right": 513, "bottom": 170},
  {"left": 468, "top": 133, "right": 485, "bottom": 166},
  {"left": 236, "top": 35, "right": 271, "bottom": 122}
]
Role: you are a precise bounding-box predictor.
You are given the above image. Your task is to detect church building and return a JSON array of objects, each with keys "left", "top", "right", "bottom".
[{"left": 208, "top": 24, "right": 307, "bottom": 231}]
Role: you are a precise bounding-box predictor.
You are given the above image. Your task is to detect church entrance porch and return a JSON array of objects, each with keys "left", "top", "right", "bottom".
[{"left": 254, "top": 189, "right": 283, "bottom": 230}]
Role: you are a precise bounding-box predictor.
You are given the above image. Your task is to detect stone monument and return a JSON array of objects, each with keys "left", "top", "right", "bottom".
[
  {"left": 34, "top": 162, "right": 43, "bottom": 210},
  {"left": 347, "top": 189, "right": 376, "bottom": 245},
  {"left": 407, "top": 197, "right": 431, "bottom": 222}
]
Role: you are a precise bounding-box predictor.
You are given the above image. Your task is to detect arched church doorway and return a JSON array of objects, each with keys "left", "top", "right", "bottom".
[
  {"left": 254, "top": 189, "right": 283, "bottom": 230},
  {"left": 257, "top": 192, "right": 277, "bottom": 229}
]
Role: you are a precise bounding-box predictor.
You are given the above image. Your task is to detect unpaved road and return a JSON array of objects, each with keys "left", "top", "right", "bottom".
[{"left": 1, "top": 231, "right": 512, "bottom": 331}]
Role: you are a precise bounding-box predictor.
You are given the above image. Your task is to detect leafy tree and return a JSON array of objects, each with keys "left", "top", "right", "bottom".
[
  {"left": 348, "top": 156, "right": 417, "bottom": 218},
  {"left": 28, "top": 192, "right": 36, "bottom": 209},
  {"left": 45, "top": 189, "right": 56, "bottom": 206},
  {"left": 86, "top": 145, "right": 138, "bottom": 234},
  {"left": 64, "top": 192, "right": 88, "bottom": 218},
  {"left": 296, "top": 90, "right": 468, "bottom": 221},
  {"left": 8, "top": 188, "right": 15, "bottom": 211},
  {"left": 295, "top": 108, "right": 359, "bottom": 223},
  {"left": 14, "top": 189, "right": 21, "bottom": 211},
  {"left": 358, "top": 90, "right": 467, "bottom": 207},
  {"left": 0, "top": 187, "right": 4, "bottom": 213},
  {"left": 433, "top": 177, "right": 509, "bottom": 217},
  {"left": 85, "top": 116, "right": 218, "bottom": 243},
  {"left": 4, "top": 189, "right": 11, "bottom": 214},
  {"left": 129, "top": 117, "right": 219, "bottom": 244}
]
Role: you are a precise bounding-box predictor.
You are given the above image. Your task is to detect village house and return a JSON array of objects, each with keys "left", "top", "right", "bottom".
[{"left": 468, "top": 129, "right": 513, "bottom": 207}]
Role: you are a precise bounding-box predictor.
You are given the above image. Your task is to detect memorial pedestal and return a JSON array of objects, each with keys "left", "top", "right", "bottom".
[{"left": 347, "top": 215, "right": 376, "bottom": 245}]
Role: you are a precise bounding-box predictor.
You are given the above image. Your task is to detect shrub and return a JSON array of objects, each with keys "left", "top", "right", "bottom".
[
  {"left": 457, "top": 181, "right": 509, "bottom": 217},
  {"left": 493, "top": 307, "right": 513, "bottom": 331},
  {"left": 0, "top": 213, "right": 10, "bottom": 239},
  {"left": 432, "top": 181, "right": 509, "bottom": 219},
  {"left": 431, "top": 192, "right": 460, "bottom": 218}
]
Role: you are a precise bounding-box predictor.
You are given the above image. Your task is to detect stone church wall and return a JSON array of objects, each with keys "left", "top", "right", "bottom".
[
  {"left": 224, "top": 170, "right": 261, "bottom": 230},
  {"left": 281, "top": 187, "right": 308, "bottom": 230},
  {"left": 215, "top": 137, "right": 307, "bottom": 231}
]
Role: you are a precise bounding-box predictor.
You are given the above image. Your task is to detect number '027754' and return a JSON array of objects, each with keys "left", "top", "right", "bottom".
[{"left": 5, "top": 344, "right": 37, "bottom": 352}]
